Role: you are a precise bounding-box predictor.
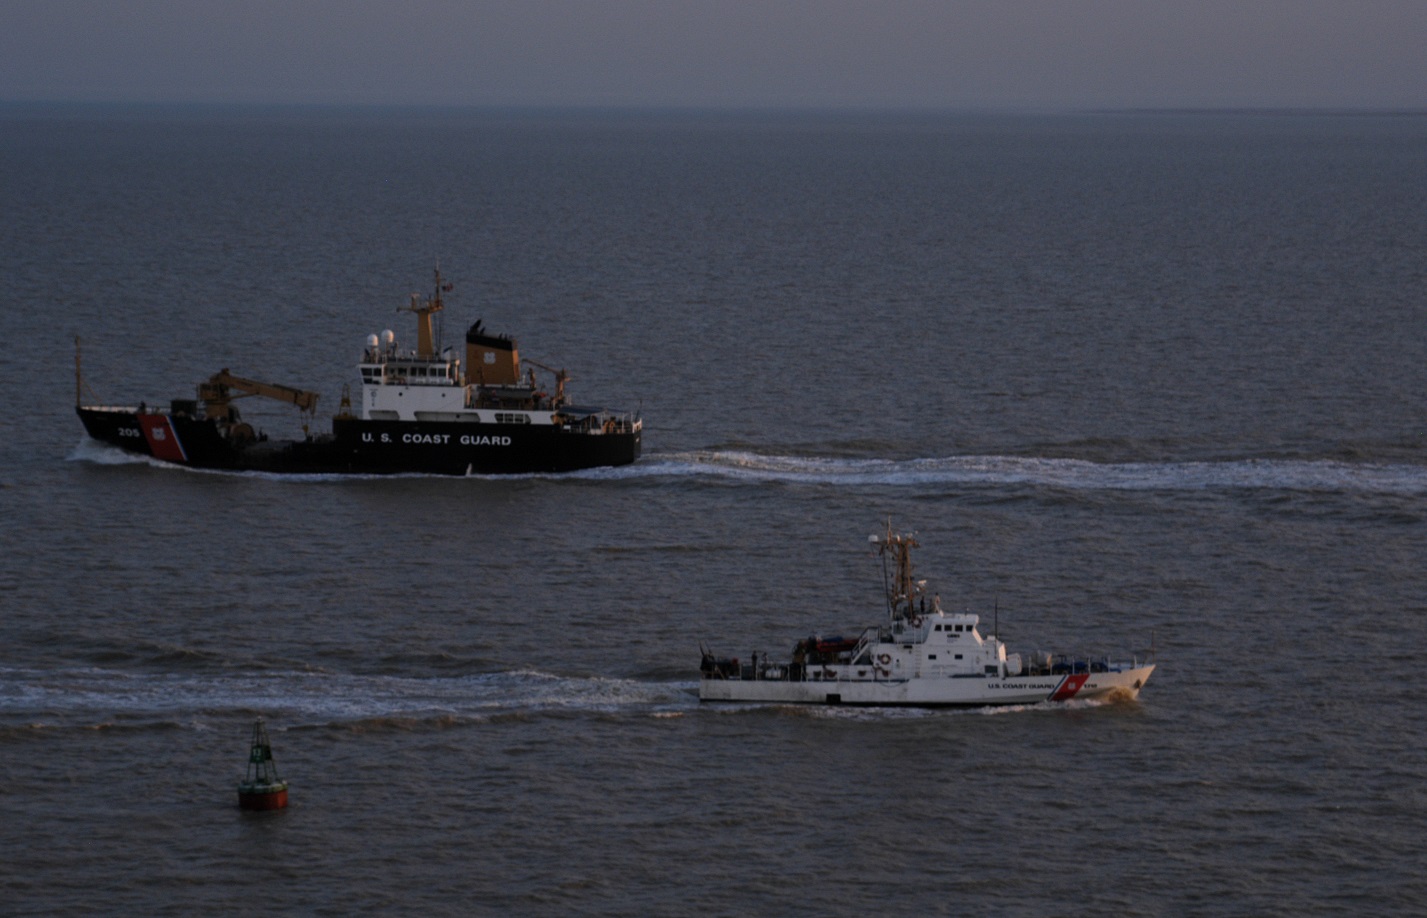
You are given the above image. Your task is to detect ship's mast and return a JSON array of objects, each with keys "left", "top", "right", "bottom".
[
  {"left": 873, "top": 521, "right": 922, "bottom": 621},
  {"left": 74, "top": 336, "right": 100, "bottom": 407},
  {"left": 401, "top": 267, "right": 449, "bottom": 359}
]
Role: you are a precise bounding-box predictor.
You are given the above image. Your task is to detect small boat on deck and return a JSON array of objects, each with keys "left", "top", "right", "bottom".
[{"left": 699, "top": 523, "right": 1155, "bottom": 708}]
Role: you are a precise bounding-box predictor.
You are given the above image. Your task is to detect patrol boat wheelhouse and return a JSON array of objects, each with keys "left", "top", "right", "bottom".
[
  {"left": 75, "top": 269, "right": 642, "bottom": 475},
  {"left": 699, "top": 524, "right": 1154, "bottom": 708}
]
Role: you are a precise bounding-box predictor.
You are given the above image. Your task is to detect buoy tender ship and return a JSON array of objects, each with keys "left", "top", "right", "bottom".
[
  {"left": 699, "top": 523, "right": 1154, "bottom": 708},
  {"left": 75, "top": 270, "right": 642, "bottom": 475}
]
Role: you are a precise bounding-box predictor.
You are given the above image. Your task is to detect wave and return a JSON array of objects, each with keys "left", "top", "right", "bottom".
[
  {"left": 0, "top": 665, "right": 696, "bottom": 728},
  {"left": 70, "top": 439, "right": 1427, "bottom": 494},
  {"left": 69, "top": 438, "right": 156, "bottom": 466},
  {"left": 579, "top": 450, "right": 1427, "bottom": 495},
  {"left": 2, "top": 663, "right": 1142, "bottom": 731}
]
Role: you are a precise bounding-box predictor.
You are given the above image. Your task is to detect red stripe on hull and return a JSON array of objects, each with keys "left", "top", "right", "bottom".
[
  {"left": 138, "top": 415, "right": 188, "bottom": 463},
  {"left": 1050, "top": 673, "right": 1090, "bottom": 701}
]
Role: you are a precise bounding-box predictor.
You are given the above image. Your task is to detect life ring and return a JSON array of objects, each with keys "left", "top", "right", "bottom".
[{"left": 877, "top": 653, "right": 892, "bottom": 665}]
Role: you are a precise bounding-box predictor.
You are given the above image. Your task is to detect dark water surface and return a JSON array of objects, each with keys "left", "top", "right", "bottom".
[{"left": 2, "top": 106, "right": 1426, "bottom": 915}]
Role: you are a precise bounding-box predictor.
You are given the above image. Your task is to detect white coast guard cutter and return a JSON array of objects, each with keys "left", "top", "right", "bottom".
[{"left": 699, "top": 523, "right": 1154, "bottom": 708}]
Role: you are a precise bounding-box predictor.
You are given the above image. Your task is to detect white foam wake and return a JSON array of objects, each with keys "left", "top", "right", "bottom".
[
  {"left": 1, "top": 665, "right": 695, "bottom": 725},
  {"left": 576, "top": 450, "right": 1427, "bottom": 495},
  {"left": 71, "top": 439, "right": 1427, "bottom": 494}
]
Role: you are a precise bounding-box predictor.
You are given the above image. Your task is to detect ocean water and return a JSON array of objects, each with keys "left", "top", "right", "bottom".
[{"left": 2, "top": 105, "right": 1426, "bottom": 915}]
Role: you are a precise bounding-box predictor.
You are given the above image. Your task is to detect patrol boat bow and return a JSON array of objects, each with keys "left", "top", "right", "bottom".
[
  {"left": 75, "top": 269, "right": 642, "bottom": 475},
  {"left": 699, "top": 523, "right": 1154, "bottom": 708}
]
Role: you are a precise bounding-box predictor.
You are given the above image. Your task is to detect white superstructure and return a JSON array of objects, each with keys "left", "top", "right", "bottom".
[
  {"left": 356, "top": 339, "right": 561, "bottom": 425},
  {"left": 699, "top": 524, "right": 1154, "bottom": 708},
  {"left": 355, "top": 270, "right": 637, "bottom": 435}
]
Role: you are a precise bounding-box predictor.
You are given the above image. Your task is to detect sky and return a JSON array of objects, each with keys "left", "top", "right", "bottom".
[{"left": 1, "top": 0, "right": 1424, "bottom": 111}]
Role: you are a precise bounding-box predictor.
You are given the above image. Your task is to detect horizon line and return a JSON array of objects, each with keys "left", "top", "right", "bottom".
[{"left": 4, "top": 98, "right": 1426, "bottom": 118}]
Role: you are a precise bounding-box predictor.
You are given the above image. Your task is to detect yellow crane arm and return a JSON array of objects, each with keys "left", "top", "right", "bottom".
[{"left": 199, "top": 369, "right": 320, "bottom": 415}]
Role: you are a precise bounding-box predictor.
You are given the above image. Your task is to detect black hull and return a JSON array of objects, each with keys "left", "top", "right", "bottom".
[{"left": 77, "top": 407, "right": 641, "bottom": 475}]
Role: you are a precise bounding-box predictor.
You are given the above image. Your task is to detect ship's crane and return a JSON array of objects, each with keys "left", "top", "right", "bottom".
[
  {"left": 522, "top": 358, "right": 570, "bottom": 407},
  {"left": 198, "top": 369, "right": 320, "bottom": 441}
]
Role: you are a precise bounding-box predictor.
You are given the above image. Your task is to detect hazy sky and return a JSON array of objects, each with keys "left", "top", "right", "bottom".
[{"left": 2, "top": 0, "right": 1424, "bottom": 110}]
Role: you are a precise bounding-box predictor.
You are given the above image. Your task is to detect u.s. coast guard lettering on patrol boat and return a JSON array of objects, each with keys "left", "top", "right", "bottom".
[
  {"left": 699, "top": 523, "right": 1155, "bottom": 709},
  {"left": 75, "top": 268, "right": 641, "bottom": 475}
]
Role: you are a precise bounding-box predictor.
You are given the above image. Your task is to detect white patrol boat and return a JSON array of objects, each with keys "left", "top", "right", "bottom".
[{"left": 699, "top": 523, "right": 1154, "bottom": 708}]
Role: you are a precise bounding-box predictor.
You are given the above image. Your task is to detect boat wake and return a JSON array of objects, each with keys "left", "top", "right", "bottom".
[
  {"left": 0, "top": 665, "right": 695, "bottom": 731},
  {"left": 579, "top": 450, "right": 1427, "bottom": 495},
  {"left": 69, "top": 438, "right": 159, "bottom": 466},
  {"left": 2, "top": 663, "right": 1138, "bottom": 730},
  {"left": 71, "top": 439, "right": 1427, "bottom": 495}
]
